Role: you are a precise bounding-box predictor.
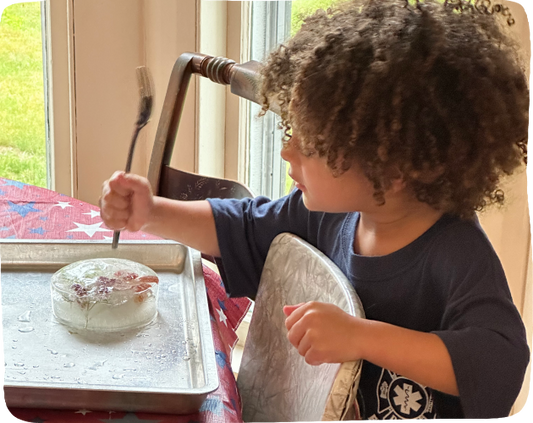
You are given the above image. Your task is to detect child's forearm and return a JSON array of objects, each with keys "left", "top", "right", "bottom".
[
  {"left": 142, "top": 196, "right": 221, "bottom": 257},
  {"left": 359, "top": 319, "right": 458, "bottom": 396}
]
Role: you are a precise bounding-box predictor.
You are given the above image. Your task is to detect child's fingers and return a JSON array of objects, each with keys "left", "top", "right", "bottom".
[
  {"left": 283, "top": 303, "right": 305, "bottom": 317},
  {"left": 99, "top": 192, "right": 130, "bottom": 227},
  {"left": 118, "top": 172, "right": 153, "bottom": 197},
  {"left": 107, "top": 171, "right": 132, "bottom": 197},
  {"left": 107, "top": 172, "right": 151, "bottom": 198},
  {"left": 102, "top": 189, "right": 130, "bottom": 211},
  {"left": 100, "top": 207, "right": 130, "bottom": 230},
  {"left": 284, "top": 302, "right": 308, "bottom": 332},
  {"left": 286, "top": 318, "right": 307, "bottom": 350},
  {"left": 285, "top": 304, "right": 315, "bottom": 349}
]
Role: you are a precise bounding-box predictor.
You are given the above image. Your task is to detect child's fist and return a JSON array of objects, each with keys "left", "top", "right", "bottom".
[{"left": 99, "top": 171, "right": 154, "bottom": 232}]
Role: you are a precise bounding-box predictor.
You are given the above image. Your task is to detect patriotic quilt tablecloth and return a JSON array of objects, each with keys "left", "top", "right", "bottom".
[{"left": 0, "top": 178, "right": 251, "bottom": 423}]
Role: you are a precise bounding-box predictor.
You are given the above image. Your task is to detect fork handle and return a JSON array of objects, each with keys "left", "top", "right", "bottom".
[
  {"left": 111, "top": 125, "right": 144, "bottom": 249},
  {"left": 111, "top": 230, "right": 121, "bottom": 249},
  {"left": 125, "top": 125, "right": 143, "bottom": 173}
]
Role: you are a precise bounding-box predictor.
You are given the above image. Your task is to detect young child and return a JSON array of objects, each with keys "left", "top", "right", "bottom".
[{"left": 100, "top": 0, "right": 530, "bottom": 418}]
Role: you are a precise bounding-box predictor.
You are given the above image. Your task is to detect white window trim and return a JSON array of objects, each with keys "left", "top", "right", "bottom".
[
  {"left": 44, "top": 0, "right": 77, "bottom": 197},
  {"left": 197, "top": 0, "right": 251, "bottom": 184},
  {"left": 248, "top": 0, "right": 292, "bottom": 199}
]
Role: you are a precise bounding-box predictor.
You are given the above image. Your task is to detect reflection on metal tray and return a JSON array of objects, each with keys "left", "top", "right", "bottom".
[{"left": 0, "top": 240, "right": 218, "bottom": 414}]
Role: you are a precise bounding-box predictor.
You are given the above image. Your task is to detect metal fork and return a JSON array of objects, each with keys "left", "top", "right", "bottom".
[{"left": 112, "top": 66, "right": 154, "bottom": 249}]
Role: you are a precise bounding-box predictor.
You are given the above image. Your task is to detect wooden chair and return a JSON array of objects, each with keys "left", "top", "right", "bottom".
[
  {"left": 146, "top": 53, "right": 364, "bottom": 421},
  {"left": 146, "top": 52, "right": 258, "bottom": 200}
]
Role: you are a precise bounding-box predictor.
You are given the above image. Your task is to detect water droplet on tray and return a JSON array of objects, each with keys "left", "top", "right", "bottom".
[
  {"left": 88, "top": 360, "right": 107, "bottom": 370},
  {"left": 14, "top": 363, "right": 24, "bottom": 367},
  {"left": 168, "top": 284, "right": 180, "bottom": 293},
  {"left": 182, "top": 356, "right": 190, "bottom": 361},
  {"left": 112, "top": 374, "right": 124, "bottom": 380},
  {"left": 64, "top": 363, "right": 75, "bottom": 368},
  {"left": 18, "top": 327, "right": 34, "bottom": 333},
  {"left": 48, "top": 349, "right": 58, "bottom": 355},
  {"left": 17, "top": 311, "right": 32, "bottom": 322}
]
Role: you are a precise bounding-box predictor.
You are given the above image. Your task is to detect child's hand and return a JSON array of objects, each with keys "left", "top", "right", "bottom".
[
  {"left": 99, "top": 171, "right": 154, "bottom": 232},
  {"left": 283, "top": 301, "right": 363, "bottom": 366}
]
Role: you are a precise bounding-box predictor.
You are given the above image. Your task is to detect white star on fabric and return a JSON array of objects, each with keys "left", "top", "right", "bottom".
[
  {"left": 216, "top": 307, "right": 228, "bottom": 327},
  {"left": 67, "top": 222, "right": 112, "bottom": 237},
  {"left": 83, "top": 209, "right": 101, "bottom": 218},
  {"left": 52, "top": 201, "right": 73, "bottom": 209},
  {"left": 75, "top": 409, "right": 92, "bottom": 415}
]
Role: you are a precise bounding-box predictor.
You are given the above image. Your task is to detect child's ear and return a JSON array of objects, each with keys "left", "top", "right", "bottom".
[
  {"left": 384, "top": 166, "right": 406, "bottom": 193},
  {"left": 389, "top": 176, "right": 407, "bottom": 193}
]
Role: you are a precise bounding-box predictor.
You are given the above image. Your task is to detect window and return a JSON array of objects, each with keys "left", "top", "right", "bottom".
[
  {"left": 248, "top": 1, "right": 292, "bottom": 200},
  {"left": 0, "top": 2, "right": 48, "bottom": 188},
  {"left": 247, "top": 0, "right": 343, "bottom": 200}
]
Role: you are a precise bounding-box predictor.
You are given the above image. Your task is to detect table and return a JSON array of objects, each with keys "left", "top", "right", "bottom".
[{"left": 0, "top": 177, "right": 252, "bottom": 423}]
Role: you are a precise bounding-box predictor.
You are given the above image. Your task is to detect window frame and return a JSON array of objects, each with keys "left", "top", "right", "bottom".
[
  {"left": 247, "top": 0, "right": 292, "bottom": 199},
  {"left": 43, "top": 0, "right": 77, "bottom": 197}
]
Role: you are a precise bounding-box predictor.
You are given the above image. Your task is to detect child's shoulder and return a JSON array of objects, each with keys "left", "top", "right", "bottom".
[
  {"left": 433, "top": 214, "right": 492, "bottom": 247},
  {"left": 427, "top": 214, "right": 502, "bottom": 271}
]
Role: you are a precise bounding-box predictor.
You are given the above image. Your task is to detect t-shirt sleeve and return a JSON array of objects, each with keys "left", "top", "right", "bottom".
[
  {"left": 207, "top": 190, "right": 312, "bottom": 298},
  {"left": 430, "top": 226, "right": 530, "bottom": 418}
]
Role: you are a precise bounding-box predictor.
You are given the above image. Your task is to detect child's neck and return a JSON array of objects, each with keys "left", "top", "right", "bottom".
[{"left": 354, "top": 203, "right": 444, "bottom": 257}]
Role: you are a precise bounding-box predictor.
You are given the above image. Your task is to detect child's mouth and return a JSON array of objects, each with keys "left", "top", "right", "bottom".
[{"left": 295, "top": 182, "right": 306, "bottom": 191}]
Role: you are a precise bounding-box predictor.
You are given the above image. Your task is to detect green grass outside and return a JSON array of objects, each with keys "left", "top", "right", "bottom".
[
  {"left": 0, "top": 2, "right": 46, "bottom": 187},
  {"left": 291, "top": 0, "right": 344, "bottom": 36}
]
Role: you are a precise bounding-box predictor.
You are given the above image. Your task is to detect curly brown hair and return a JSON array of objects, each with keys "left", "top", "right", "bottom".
[{"left": 259, "top": 0, "right": 529, "bottom": 218}]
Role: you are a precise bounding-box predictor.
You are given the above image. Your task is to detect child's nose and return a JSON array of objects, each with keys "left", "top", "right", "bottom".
[{"left": 280, "top": 142, "right": 296, "bottom": 163}]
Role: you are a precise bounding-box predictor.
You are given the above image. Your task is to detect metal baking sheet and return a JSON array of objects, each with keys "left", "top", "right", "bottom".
[{"left": 0, "top": 240, "right": 218, "bottom": 414}]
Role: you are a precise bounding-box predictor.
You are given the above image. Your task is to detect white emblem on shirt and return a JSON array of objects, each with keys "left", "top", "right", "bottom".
[{"left": 369, "top": 369, "right": 436, "bottom": 419}]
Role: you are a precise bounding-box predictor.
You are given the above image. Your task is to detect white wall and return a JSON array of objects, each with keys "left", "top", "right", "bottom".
[{"left": 482, "top": 1, "right": 531, "bottom": 414}]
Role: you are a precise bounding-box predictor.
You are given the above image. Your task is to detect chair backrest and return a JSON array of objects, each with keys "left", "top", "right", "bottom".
[
  {"left": 237, "top": 232, "right": 365, "bottom": 422},
  {"left": 146, "top": 53, "right": 259, "bottom": 200},
  {"left": 157, "top": 166, "right": 253, "bottom": 201}
]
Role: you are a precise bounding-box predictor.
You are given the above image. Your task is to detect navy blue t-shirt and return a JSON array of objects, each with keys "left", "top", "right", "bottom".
[{"left": 207, "top": 190, "right": 529, "bottom": 419}]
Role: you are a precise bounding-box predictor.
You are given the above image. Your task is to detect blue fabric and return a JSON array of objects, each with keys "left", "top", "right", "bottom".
[{"left": 208, "top": 189, "right": 529, "bottom": 419}]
